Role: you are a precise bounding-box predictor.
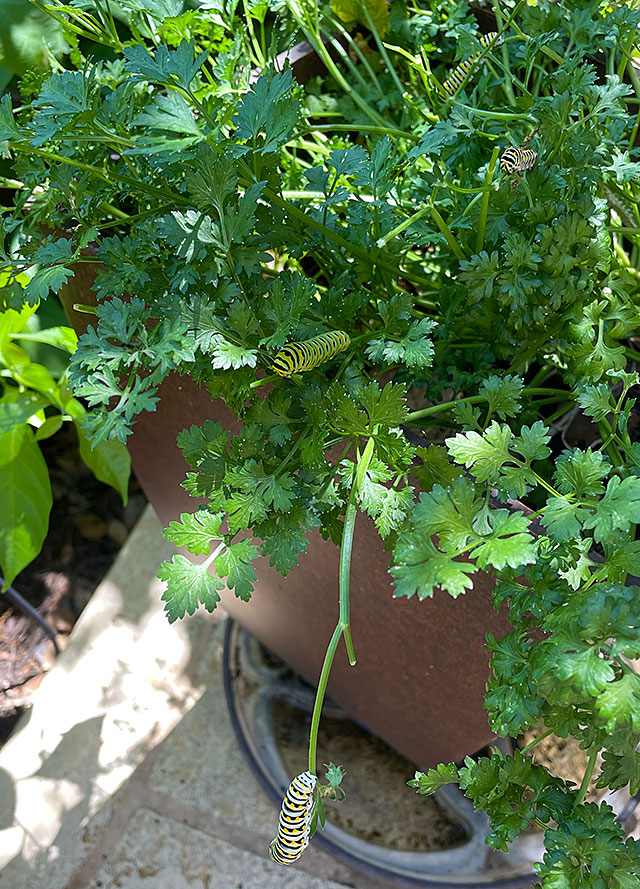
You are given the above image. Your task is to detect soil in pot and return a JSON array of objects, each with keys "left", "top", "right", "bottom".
[
  {"left": 518, "top": 725, "right": 598, "bottom": 801},
  {"left": 273, "top": 697, "right": 467, "bottom": 850},
  {"left": 517, "top": 723, "right": 640, "bottom": 841}
]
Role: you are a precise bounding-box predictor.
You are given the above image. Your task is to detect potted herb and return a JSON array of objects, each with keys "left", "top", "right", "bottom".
[{"left": 2, "top": 0, "right": 640, "bottom": 881}]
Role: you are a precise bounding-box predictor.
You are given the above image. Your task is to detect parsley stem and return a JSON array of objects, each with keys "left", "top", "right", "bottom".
[
  {"left": 476, "top": 148, "right": 500, "bottom": 253},
  {"left": 289, "top": 138, "right": 332, "bottom": 158},
  {"left": 241, "top": 0, "right": 265, "bottom": 67},
  {"left": 520, "top": 727, "right": 554, "bottom": 755},
  {"left": 325, "top": 15, "right": 383, "bottom": 94},
  {"left": 307, "top": 437, "right": 374, "bottom": 776},
  {"left": 307, "top": 624, "right": 342, "bottom": 777},
  {"left": 492, "top": 4, "right": 516, "bottom": 107},
  {"left": 508, "top": 21, "right": 563, "bottom": 65},
  {"left": 608, "top": 226, "right": 640, "bottom": 236},
  {"left": 99, "top": 203, "right": 174, "bottom": 231},
  {"left": 299, "top": 124, "right": 419, "bottom": 141},
  {"left": 574, "top": 749, "right": 598, "bottom": 808},
  {"left": 25, "top": 146, "right": 190, "bottom": 206},
  {"left": 376, "top": 204, "right": 432, "bottom": 248},
  {"left": 530, "top": 471, "right": 561, "bottom": 499},
  {"left": 429, "top": 206, "right": 466, "bottom": 261},
  {"left": 100, "top": 201, "right": 129, "bottom": 220},
  {"left": 452, "top": 102, "right": 533, "bottom": 120},
  {"left": 258, "top": 182, "right": 434, "bottom": 288},
  {"left": 321, "top": 32, "right": 372, "bottom": 94},
  {"left": 32, "top": 0, "right": 123, "bottom": 49},
  {"left": 405, "top": 387, "right": 572, "bottom": 422},
  {"left": 361, "top": 3, "right": 408, "bottom": 119},
  {"left": 597, "top": 421, "right": 625, "bottom": 470},
  {"left": 249, "top": 373, "right": 278, "bottom": 388},
  {"left": 283, "top": 0, "right": 388, "bottom": 128},
  {"left": 612, "top": 654, "right": 637, "bottom": 676},
  {"left": 616, "top": 40, "right": 640, "bottom": 101},
  {"left": 202, "top": 541, "right": 226, "bottom": 573}
]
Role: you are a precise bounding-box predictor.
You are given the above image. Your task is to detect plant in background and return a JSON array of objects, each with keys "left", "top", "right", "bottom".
[
  {"left": 1, "top": 0, "right": 640, "bottom": 883},
  {"left": 0, "top": 0, "right": 68, "bottom": 93}
]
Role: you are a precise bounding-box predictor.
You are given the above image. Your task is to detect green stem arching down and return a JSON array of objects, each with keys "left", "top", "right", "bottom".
[
  {"left": 574, "top": 748, "right": 598, "bottom": 808},
  {"left": 307, "top": 437, "right": 375, "bottom": 776}
]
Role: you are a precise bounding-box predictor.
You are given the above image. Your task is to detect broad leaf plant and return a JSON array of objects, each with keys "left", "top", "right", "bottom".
[{"left": 1, "top": 0, "right": 640, "bottom": 883}]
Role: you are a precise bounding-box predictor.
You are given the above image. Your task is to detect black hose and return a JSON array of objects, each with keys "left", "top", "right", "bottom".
[
  {"left": 1, "top": 579, "right": 60, "bottom": 656},
  {"left": 616, "top": 790, "right": 640, "bottom": 826}
]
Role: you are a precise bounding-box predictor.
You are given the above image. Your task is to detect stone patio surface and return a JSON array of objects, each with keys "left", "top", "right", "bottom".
[{"left": 0, "top": 505, "right": 394, "bottom": 889}]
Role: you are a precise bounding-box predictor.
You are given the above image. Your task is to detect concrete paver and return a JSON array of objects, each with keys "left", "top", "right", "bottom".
[
  {"left": 84, "top": 808, "right": 352, "bottom": 889},
  {"left": 146, "top": 685, "right": 277, "bottom": 831}
]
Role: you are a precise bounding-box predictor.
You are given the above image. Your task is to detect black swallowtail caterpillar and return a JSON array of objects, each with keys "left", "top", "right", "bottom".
[
  {"left": 499, "top": 146, "right": 538, "bottom": 174},
  {"left": 271, "top": 331, "right": 351, "bottom": 377},
  {"left": 442, "top": 32, "right": 504, "bottom": 96},
  {"left": 269, "top": 770, "right": 317, "bottom": 865}
]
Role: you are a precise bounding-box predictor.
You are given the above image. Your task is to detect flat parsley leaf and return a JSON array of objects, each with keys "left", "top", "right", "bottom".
[
  {"left": 158, "top": 554, "right": 224, "bottom": 622},
  {"left": 162, "top": 510, "right": 224, "bottom": 555}
]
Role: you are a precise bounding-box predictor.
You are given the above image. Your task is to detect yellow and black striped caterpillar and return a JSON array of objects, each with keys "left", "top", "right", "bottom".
[
  {"left": 271, "top": 331, "right": 351, "bottom": 377},
  {"left": 499, "top": 146, "right": 538, "bottom": 174},
  {"left": 442, "top": 32, "right": 503, "bottom": 96},
  {"left": 269, "top": 770, "right": 317, "bottom": 865}
]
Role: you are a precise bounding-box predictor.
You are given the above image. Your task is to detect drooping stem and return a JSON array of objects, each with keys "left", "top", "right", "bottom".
[
  {"left": 308, "top": 437, "right": 375, "bottom": 776},
  {"left": 574, "top": 749, "right": 598, "bottom": 808},
  {"left": 307, "top": 624, "right": 344, "bottom": 776}
]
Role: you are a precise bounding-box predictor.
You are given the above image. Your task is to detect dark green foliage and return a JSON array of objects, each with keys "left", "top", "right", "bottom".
[{"left": 2, "top": 0, "right": 640, "bottom": 879}]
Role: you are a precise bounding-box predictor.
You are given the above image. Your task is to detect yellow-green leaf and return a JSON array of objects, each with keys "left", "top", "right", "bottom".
[
  {"left": 0, "top": 425, "right": 52, "bottom": 588},
  {"left": 0, "top": 391, "right": 48, "bottom": 435},
  {"left": 76, "top": 421, "right": 131, "bottom": 505},
  {"left": 34, "top": 414, "right": 64, "bottom": 441},
  {"left": 330, "top": 0, "right": 389, "bottom": 36}
]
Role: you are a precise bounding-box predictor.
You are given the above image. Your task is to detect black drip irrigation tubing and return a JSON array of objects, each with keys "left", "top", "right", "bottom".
[
  {"left": 616, "top": 790, "right": 640, "bottom": 826},
  {"left": 1, "top": 578, "right": 60, "bottom": 656}
]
